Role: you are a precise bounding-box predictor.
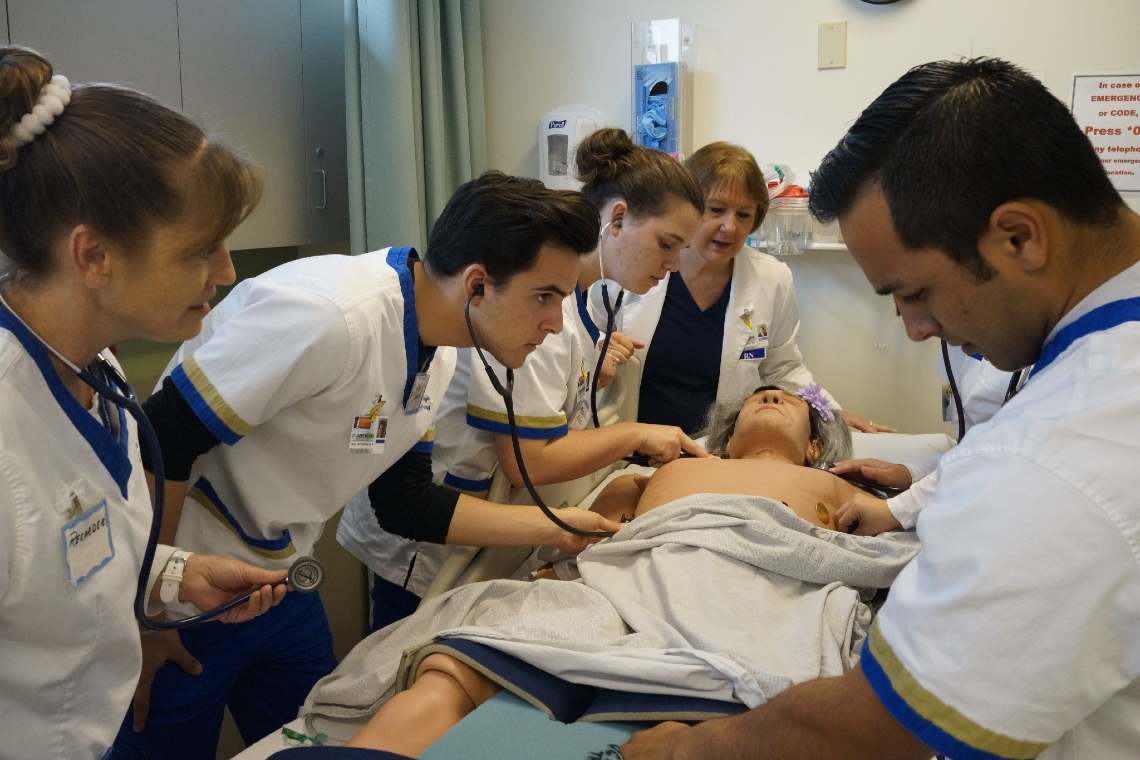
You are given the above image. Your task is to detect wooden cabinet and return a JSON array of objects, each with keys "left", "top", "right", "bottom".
[{"left": 5, "top": 0, "right": 348, "bottom": 249}]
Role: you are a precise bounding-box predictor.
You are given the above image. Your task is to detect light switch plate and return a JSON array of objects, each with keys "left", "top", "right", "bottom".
[{"left": 818, "top": 21, "right": 847, "bottom": 70}]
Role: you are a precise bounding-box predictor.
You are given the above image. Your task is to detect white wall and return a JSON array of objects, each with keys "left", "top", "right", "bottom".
[{"left": 480, "top": 0, "right": 1140, "bottom": 434}]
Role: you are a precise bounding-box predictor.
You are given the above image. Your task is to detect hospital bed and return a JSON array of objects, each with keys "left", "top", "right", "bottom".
[{"left": 234, "top": 361, "right": 953, "bottom": 759}]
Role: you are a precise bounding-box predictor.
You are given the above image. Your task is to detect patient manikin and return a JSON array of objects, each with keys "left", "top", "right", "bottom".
[
  {"left": 343, "top": 384, "right": 855, "bottom": 756},
  {"left": 589, "top": 385, "right": 857, "bottom": 531}
]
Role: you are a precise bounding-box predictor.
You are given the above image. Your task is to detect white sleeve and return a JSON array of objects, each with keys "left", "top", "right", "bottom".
[
  {"left": 760, "top": 270, "right": 841, "bottom": 410},
  {"left": 464, "top": 336, "right": 572, "bottom": 440},
  {"left": 0, "top": 453, "right": 18, "bottom": 602},
  {"left": 143, "top": 544, "right": 180, "bottom": 617},
  {"left": 864, "top": 451, "right": 1140, "bottom": 759},
  {"left": 886, "top": 469, "right": 937, "bottom": 529},
  {"left": 168, "top": 286, "right": 351, "bottom": 444}
]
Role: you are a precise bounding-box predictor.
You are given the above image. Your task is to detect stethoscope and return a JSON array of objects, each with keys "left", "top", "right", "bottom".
[
  {"left": 941, "top": 339, "right": 1027, "bottom": 441},
  {"left": 463, "top": 223, "right": 635, "bottom": 539},
  {"left": 0, "top": 290, "right": 325, "bottom": 630}
]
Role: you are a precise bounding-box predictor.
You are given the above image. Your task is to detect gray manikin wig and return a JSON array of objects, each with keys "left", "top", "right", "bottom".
[{"left": 701, "top": 382, "right": 852, "bottom": 463}]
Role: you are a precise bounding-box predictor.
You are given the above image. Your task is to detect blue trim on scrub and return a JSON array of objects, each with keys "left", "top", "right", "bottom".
[
  {"left": 193, "top": 476, "right": 293, "bottom": 552},
  {"left": 411, "top": 439, "right": 434, "bottom": 454},
  {"left": 170, "top": 362, "right": 244, "bottom": 445},
  {"left": 0, "top": 303, "right": 133, "bottom": 497},
  {"left": 465, "top": 413, "right": 569, "bottom": 440},
  {"left": 860, "top": 638, "right": 1017, "bottom": 760},
  {"left": 386, "top": 246, "right": 432, "bottom": 410},
  {"left": 1028, "top": 296, "right": 1140, "bottom": 381},
  {"left": 968, "top": 353, "right": 984, "bottom": 361},
  {"left": 443, "top": 472, "right": 494, "bottom": 492},
  {"left": 574, "top": 284, "right": 601, "bottom": 345}
]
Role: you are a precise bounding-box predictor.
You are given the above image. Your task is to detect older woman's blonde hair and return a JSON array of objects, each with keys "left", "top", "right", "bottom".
[{"left": 685, "top": 142, "right": 770, "bottom": 234}]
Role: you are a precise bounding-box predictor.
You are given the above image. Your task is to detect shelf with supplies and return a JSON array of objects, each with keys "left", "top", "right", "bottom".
[{"left": 749, "top": 240, "right": 849, "bottom": 253}]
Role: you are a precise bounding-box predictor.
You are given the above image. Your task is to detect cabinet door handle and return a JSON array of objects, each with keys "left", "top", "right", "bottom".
[{"left": 315, "top": 169, "right": 327, "bottom": 210}]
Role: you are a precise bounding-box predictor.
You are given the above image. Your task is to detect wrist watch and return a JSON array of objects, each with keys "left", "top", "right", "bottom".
[{"left": 160, "top": 549, "right": 193, "bottom": 604}]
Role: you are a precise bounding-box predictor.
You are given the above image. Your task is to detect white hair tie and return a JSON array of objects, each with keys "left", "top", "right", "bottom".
[{"left": 9, "top": 75, "right": 71, "bottom": 148}]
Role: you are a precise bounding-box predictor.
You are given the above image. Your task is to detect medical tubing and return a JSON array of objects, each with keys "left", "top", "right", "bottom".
[
  {"left": 0, "top": 290, "right": 270, "bottom": 629},
  {"left": 463, "top": 293, "right": 614, "bottom": 539},
  {"left": 503, "top": 384, "right": 615, "bottom": 539},
  {"left": 124, "top": 365, "right": 269, "bottom": 630},
  {"left": 590, "top": 283, "right": 624, "bottom": 430},
  {"left": 941, "top": 340, "right": 966, "bottom": 441}
]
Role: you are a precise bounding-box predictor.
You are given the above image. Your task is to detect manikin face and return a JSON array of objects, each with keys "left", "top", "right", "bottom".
[
  {"left": 839, "top": 187, "right": 1040, "bottom": 371},
  {"left": 471, "top": 242, "right": 582, "bottom": 369},
  {"left": 688, "top": 182, "right": 759, "bottom": 266},
  {"left": 99, "top": 220, "right": 237, "bottom": 343},
  {"left": 602, "top": 197, "right": 701, "bottom": 294},
  {"left": 727, "top": 387, "right": 817, "bottom": 464}
]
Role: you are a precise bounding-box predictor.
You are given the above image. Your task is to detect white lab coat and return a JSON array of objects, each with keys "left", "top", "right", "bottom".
[
  {"left": 595, "top": 246, "right": 837, "bottom": 412},
  {"left": 0, "top": 320, "right": 174, "bottom": 759}
]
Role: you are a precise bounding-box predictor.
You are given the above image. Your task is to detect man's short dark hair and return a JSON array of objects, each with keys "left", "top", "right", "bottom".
[
  {"left": 810, "top": 58, "right": 1124, "bottom": 277},
  {"left": 424, "top": 171, "right": 600, "bottom": 282}
]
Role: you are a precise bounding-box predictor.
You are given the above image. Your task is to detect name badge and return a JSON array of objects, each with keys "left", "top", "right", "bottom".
[
  {"left": 349, "top": 415, "right": 387, "bottom": 453},
  {"left": 405, "top": 372, "right": 430, "bottom": 414},
  {"left": 740, "top": 347, "right": 767, "bottom": 361},
  {"left": 60, "top": 499, "right": 115, "bottom": 585}
]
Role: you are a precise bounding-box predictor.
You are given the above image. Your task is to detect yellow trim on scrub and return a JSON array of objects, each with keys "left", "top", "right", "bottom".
[
  {"left": 186, "top": 487, "right": 297, "bottom": 560},
  {"left": 867, "top": 619, "right": 1050, "bottom": 759},
  {"left": 466, "top": 404, "right": 567, "bottom": 429},
  {"left": 183, "top": 355, "right": 253, "bottom": 436}
]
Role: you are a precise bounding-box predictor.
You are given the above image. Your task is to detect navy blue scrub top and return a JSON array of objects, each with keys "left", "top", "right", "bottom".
[{"left": 637, "top": 273, "right": 730, "bottom": 434}]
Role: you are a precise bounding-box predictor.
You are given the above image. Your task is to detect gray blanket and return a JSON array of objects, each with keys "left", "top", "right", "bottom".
[{"left": 301, "top": 494, "right": 920, "bottom": 721}]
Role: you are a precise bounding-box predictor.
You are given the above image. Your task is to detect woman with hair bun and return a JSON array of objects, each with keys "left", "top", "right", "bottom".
[{"left": 0, "top": 46, "right": 290, "bottom": 758}]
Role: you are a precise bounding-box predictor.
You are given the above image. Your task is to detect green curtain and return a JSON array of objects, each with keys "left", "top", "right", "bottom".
[{"left": 345, "top": 0, "right": 487, "bottom": 254}]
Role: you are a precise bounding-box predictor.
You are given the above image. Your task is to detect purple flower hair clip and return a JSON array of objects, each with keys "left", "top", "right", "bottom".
[{"left": 796, "top": 382, "right": 835, "bottom": 423}]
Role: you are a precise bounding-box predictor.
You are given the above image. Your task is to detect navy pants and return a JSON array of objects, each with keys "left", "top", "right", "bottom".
[
  {"left": 370, "top": 572, "right": 421, "bottom": 632},
  {"left": 110, "top": 590, "right": 337, "bottom": 760}
]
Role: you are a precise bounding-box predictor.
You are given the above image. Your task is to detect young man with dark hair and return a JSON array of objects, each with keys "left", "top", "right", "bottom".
[
  {"left": 112, "top": 171, "right": 621, "bottom": 759},
  {"left": 623, "top": 58, "right": 1140, "bottom": 760}
]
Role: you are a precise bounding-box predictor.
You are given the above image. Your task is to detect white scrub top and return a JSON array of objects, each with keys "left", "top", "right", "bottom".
[
  {"left": 595, "top": 246, "right": 837, "bottom": 410},
  {"left": 158, "top": 248, "right": 455, "bottom": 613},
  {"left": 864, "top": 261, "right": 1140, "bottom": 760},
  {"left": 338, "top": 294, "right": 595, "bottom": 594},
  {"left": 0, "top": 308, "right": 175, "bottom": 759},
  {"left": 887, "top": 357, "right": 1018, "bottom": 528}
]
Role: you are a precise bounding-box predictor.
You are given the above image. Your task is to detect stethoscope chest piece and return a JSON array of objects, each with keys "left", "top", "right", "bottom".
[{"left": 287, "top": 556, "right": 326, "bottom": 594}]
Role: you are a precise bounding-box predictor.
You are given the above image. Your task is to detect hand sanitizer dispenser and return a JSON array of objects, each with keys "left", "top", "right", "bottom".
[{"left": 538, "top": 105, "right": 604, "bottom": 190}]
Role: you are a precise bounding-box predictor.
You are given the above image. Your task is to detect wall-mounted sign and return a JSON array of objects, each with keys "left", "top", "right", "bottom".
[{"left": 1072, "top": 72, "right": 1140, "bottom": 193}]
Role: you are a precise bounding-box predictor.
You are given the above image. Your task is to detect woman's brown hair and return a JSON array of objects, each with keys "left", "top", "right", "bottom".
[
  {"left": 0, "top": 46, "right": 263, "bottom": 279},
  {"left": 575, "top": 127, "right": 705, "bottom": 218},
  {"left": 686, "top": 142, "right": 770, "bottom": 233}
]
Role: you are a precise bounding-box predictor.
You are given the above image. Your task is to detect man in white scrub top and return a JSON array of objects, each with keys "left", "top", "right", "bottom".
[
  {"left": 622, "top": 57, "right": 1140, "bottom": 760},
  {"left": 112, "top": 173, "right": 619, "bottom": 759}
]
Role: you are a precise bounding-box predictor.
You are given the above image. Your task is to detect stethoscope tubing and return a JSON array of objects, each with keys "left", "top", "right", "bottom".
[
  {"left": 464, "top": 292, "right": 615, "bottom": 539},
  {"left": 75, "top": 361, "right": 278, "bottom": 630}
]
